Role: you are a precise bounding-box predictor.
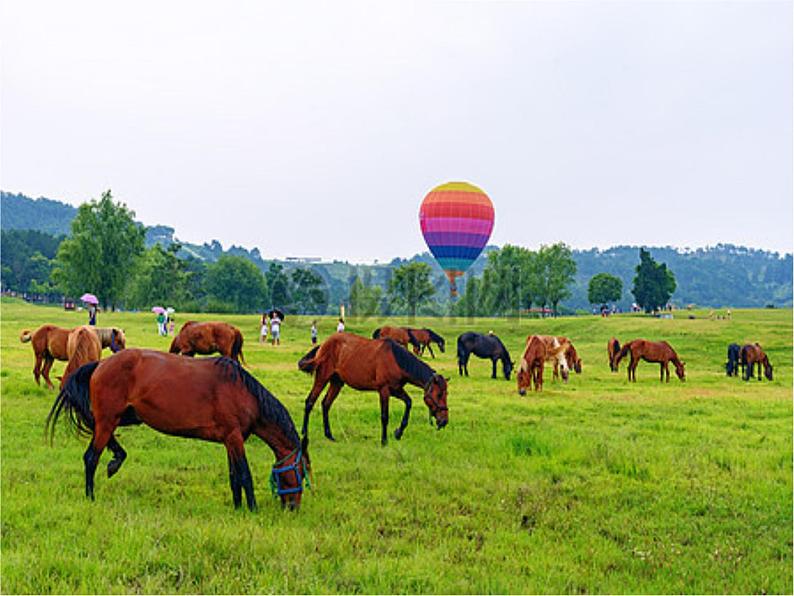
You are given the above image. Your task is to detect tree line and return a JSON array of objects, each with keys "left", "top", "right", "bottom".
[{"left": 0, "top": 190, "right": 695, "bottom": 316}]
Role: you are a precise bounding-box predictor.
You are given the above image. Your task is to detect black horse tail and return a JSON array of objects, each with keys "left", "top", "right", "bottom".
[
  {"left": 46, "top": 361, "right": 99, "bottom": 442},
  {"left": 372, "top": 328, "right": 381, "bottom": 339},
  {"left": 298, "top": 345, "right": 321, "bottom": 373},
  {"left": 405, "top": 328, "right": 421, "bottom": 350},
  {"left": 231, "top": 330, "right": 246, "bottom": 366}
]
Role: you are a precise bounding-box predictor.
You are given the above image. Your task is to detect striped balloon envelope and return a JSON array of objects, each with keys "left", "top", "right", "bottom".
[{"left": 419, "top": 181, "right": 495, "bottom": 296}]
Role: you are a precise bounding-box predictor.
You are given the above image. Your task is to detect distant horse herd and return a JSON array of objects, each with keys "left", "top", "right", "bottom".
[{"left": 20, "top": 317, "right": 775, "bottom": 511}]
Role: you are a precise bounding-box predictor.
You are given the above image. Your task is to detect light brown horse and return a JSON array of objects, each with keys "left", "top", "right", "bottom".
[
  {"left": 615, "top": 339, "right": 685, "bottom": 382},
  {"left": 170, "top": 321, "right": 246, "bottom": 364},
  {"left": 517, "top": 335, "right": 546, "bottom": 394},
  {"left": 372, "top": 326, "right": 422, "bottom": 354},
  {"left": 47, "top": 350, "right": 309, "bottom": 510},
  {"left": 93, "top": 327, "right": 127, "bottom": 353},
  {"left": 740, "top": 343, "right": 773, "bottom": 381},
  {"left": 298, "top": 333, "right": 448, "bottom": 445},
  {"left": 607, "top": 338, "right": 621, "bottom": 372},
  {"left": 533, "top": 336, "right": 574, "bottom": 382},
  {"left": 20, "top": 324, "right": 73, "bottom": 388},
  {"left": 61, "top": 326, "right": 103, "bottom": 387}
]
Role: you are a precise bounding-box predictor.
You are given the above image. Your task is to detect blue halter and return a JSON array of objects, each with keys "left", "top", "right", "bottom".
[{"left": 269, "top": 447, "right": 309, "bottom": 497}]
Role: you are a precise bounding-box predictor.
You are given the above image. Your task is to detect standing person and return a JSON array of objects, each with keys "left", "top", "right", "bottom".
[
  {"left": 336, "top": 318, "right": 345, "bottom": 333},
  {"left": 156, "top": 311, "right": 166, "bottom": 336},
  {"left": 169, "top": 315, "right": 176, "bottom": 336},
  {"left": 270, "top": 313, "right": 282, "bottom": 346},
  {"left": 260, "top": 312, "right": 269, "bottom": 343},
  {"left": 88, "top": 303, "right": 97, "bottom": 326},
  {"left": 310, "top": 320, "right": 318, "bottom": 345}
]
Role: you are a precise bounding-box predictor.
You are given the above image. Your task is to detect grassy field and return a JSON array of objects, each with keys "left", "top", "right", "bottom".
[{"left": 1, "top": 298, "right": 791, "bottom": 594}]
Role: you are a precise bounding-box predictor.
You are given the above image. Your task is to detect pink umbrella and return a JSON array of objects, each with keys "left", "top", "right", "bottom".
[
  {"left": 80, "top": 293, "right": 99, "bottom": 305},
  {"left": 151, "top": 306, "right": 166, "bottom": 314}
]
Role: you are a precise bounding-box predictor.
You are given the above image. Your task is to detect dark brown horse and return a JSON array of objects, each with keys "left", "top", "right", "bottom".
[
  {"left": 61, "top": 326, "right": 103, "bottom": 387},
  {"left": 607, "top": 338, "right": 621, "bottom": 372},
  {"left": 409, "top": 328, "right": 446, "bottom": 358},
  {"left": 615, "top": 339, "right": 685, "bottom": 382},
  {"left": 372, "top": 326, "right": 421, "bottom": 354},
  {"left": 298, "top": 333, "right": 448, "bottom": 445},
  {"left": 46, "top": 350, "right": 309, "bottom": 510},
  {"left": 170, "top": 321, "right": 246, "bottom": 364},
  {"left": 740, "top": 343, "right": 773, "bottom": 381},
  {"left": 517, "top": 335, "right": 546, "bottom": 394}
]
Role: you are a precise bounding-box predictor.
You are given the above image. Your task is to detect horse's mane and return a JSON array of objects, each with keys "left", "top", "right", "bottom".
[
  {"left": 214, "top": 358, "right": 300, "bottom": 446},
  {"left": 492, "top": 335, "right": 511, "bottom": 362},
  {"left": 404, "top": 328, "right": 421, "bottom": 349},
  {"left": 64, "top": 328, "right": 101, "bottom": 379},
  {"left": 611, "top": 338, "right": 621, "bottom": 353},
  {"left": 424, "top": 328, "right": 444, "bottom": 344},
  {"left": 386, "top": 339, "right": 434, "bottom": 385},
  {"left": 372, "top": 328, "right": 381, "bottom": 339}
]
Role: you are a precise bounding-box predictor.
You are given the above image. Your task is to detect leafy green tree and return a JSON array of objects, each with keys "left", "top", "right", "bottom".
[
  {"left": 588, "top": 272, "right": 623, "bottom": 306},
  {"left": 631, "top": 248, "right": 677, "bottom": 313},
  {"left": 388, "top": 262, "right": 435, "bottom": 317},
  {"left": 127, "top": 244, "right": 188, "bottom": 309},
  {"left": 455, "top": 273, "right": 482, "bottom": 317},
  {"left": 481, "top": 245, "right": 535, "bottom": 315},
  {"left": 291, "top": 268, "right": 328, "bottom": 314},
  {"left": 182, "top": 257, "right": 209, "bottom": 310},
  {"left": 51, "top": 190, "right": 145, "bottom": 309},
  {"left": 1, "top": 230, "right": 63, "bottom": 292},
  {"left": 206, "top": 255, "right": 268, "bottom": 313},
  {"left": 265, "top": 263, "right": 290, "bottom": 308},
  {"left": 349, "top": 275, "right": 383, "bottom": 316},
  {"left": 536, "top": 243, "right": 577, "bottom": 315}
]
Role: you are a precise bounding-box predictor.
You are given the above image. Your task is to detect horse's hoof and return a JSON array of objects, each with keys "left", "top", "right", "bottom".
[
  {"left": 394, "top": 429, "right": 403, "bottom": 440},
  {"left": 324, "top": 434, "right": 336, "bottom": 442},
  {"left": 107, "top": 460, "right": 123, "bottom": 478}
]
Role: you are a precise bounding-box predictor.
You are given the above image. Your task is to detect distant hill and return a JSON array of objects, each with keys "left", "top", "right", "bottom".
[{"left": 2, "top": 190, "right": 791, "bottom": 309}]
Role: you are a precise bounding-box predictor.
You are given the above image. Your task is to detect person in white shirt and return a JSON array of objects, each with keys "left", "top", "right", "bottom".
[
  {"left": 270, "top": 315, "right": 282, "bottom": 346},
  {"left": 336, "top": 318, "right": 345, "bottom": 333}
]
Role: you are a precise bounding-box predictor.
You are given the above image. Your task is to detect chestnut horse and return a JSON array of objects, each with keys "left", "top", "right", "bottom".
[
  {"left": 20, "top": 325, "right": 126, "bottom": 388},
  {"left": 170, "top": 321, "right": 246, "bottom": 364},
  {"left": 46, "top": 350, "right": 309, "bottom": 510},
  {"left": 517, "top": 335, "right": 546, "bottom": 394},
  {"left": 410, "top": 328, "right": 446, "bottom": 358},
  {"left": 615, "top": 339, "right": 685, "bottom": 382},
  {"left": 298, "top": 333, "right": 448, "bottom": 445},
  {"left": 61, "top": 326, "right": 103, "bottom": 387},
  {"left": 372, "top": 326, "right": 421, "bottom": 354},
  {"left": 740, "top": 343, "right": 773, "bottom": 381},
  {"left": 20, "top": 324, "right": 71, "bottom": 388},
  {"left": 534, "top": 336, "right": 581, "bottom": 382},
  {"left": 607, "top": 338, "right": 621, "bottom": 372}
]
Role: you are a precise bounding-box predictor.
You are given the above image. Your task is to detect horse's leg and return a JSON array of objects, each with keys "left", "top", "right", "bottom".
[
  {"left": 42, "top": 355, "right": 56, "bottom": 389},
  {"left": 106, "top": 434, "right": 127, "bottom": 478},
  {"left": 224, "top": 431, "right": 256, "bottom": 511},
  {"left": 321, "top": 379, "right": 344, "bottom": 441},
  {"left": 491, "top": 358, "right": 497, "bottom": 379},
  {"left": 378, "top": 387, "right": 390, "bottom": 446},
  {"left": 83, "top": 422, "right": 117, "bottom": 500},
  {"left": 302, "top": 373, "right": 330, "bottom": 438},
  {"left": 552, "top": 360, "right": 559, "bottom": 381},
  {"left": 391, "top": 387, "right": 412, "bottom": 440},
  {"left": 33, "top": 353, "right": 42, "bottom": 385},
  {"left": 629, "top": 356, "right": 637, "bottom": 382},
  {"left": 757, "top": 361, "right": 762, "bottom": 381},
  {"left": 427, "top": 344, "right": 435, "bottom": 359}
]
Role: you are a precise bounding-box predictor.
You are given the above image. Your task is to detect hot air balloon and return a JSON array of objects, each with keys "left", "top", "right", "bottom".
[{"left": 419, "top": 181, "right": 495, "bottom": 296}]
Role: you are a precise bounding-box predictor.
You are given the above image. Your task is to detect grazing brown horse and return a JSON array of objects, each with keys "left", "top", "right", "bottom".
[
  {"left": 409, "top": 328, "right": 446, "bottom": 358},
  {"left": 298, "top": 333, "right": 448, "bottom": 445},
  {"left": 372, "top": 326, "right": 422, "bottom": 354},
  {"left": 517, "top": 335, "right": 546, "bottom": 394},
  {"left": 61, "top": 326, "right": 103, "bottom": 386},
  {"left": 607, "top": 338, "right": 621, "bottom": 372},
  {"left": 46, "top": 350, "right": 309, "bottom": 510},
  {"left": 534, "top": 336, "right": 572, "bottom": 382},
  {"left": 615, "top": 339, "right": 685, "bottom": 382},
  {"left": 740, "top": 343, "right": 773, "bottom": 381},
  {"left": 170, "top": 321, "right": 246, "bottom": 364},
  {"left": 565, "top": 341, "right": 582, "bottom": 375},
  {"left": 20, "top": 324, "right": 72, "bottom": 388}
]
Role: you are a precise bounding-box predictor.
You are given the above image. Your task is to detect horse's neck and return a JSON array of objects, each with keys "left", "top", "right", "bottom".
[{"left": 258, "top": 421, "right": 299, "bottom": 459}]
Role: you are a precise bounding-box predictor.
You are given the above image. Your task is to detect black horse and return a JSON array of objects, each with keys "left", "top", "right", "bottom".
[
  {"left": 725, "top": 343, "right": 742, "bottom": 377},
  {"left": 457, "top": 332, "right": 513, "bottom": 380}
]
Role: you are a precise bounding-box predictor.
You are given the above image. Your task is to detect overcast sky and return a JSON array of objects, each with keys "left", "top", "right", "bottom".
[{"left": 2, "top": 1, "right": 791, "bottom": 261}]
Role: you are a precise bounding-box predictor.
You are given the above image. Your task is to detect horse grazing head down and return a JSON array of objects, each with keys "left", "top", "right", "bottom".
[
  {"left": 674, "top": 360, "right": 686, "bottom": 381},
  {"left": 424, "top": 374, "right": 448, "bottom": 429},
  {"left": 270, "top": 435, "right": 312, "bottom": 510},
  {"left": 763, "top": 359, "right": 774, "bottom": 381},
  {"left": 110, "top": 328, "right": 126, "bottom": 352},
  {"left": 517, "top": 368, "right": 531, "bottom": 395}
]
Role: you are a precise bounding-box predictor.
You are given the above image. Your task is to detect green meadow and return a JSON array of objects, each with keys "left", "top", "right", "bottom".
[{"left": 1, "top": 298, "right": 791, "bottom": 594}]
